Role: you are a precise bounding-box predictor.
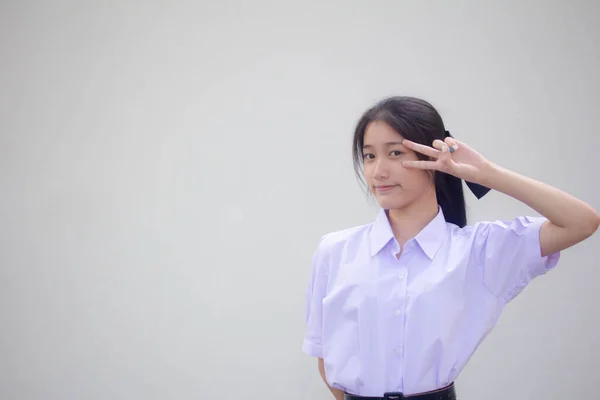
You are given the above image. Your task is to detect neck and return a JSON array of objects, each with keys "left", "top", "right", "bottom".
[{"left": 387, "top": 187, "right": 439, "bottom": 246}]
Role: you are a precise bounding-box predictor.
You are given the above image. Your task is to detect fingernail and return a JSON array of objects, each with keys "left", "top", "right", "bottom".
[{"left": 442, "top": 146, "right": 448, "bottom": 153}]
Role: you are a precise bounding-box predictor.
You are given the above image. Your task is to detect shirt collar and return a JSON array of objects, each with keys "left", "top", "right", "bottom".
[{"left": 369, "top": 206, "right": 447, "bottom": 259}]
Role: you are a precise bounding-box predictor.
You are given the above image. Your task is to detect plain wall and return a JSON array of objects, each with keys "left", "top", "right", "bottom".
[{"left": 1, "top": 1, "right": 599, "bottom": 399}]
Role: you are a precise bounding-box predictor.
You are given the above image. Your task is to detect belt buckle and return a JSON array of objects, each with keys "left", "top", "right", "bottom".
[{"left": 383, "top": 392, "right": 404, "bottom": 400}]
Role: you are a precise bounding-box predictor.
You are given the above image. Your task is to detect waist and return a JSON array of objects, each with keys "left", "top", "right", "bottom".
[{"left": 344, "top": 382, "right": 456, "bottom": 400}]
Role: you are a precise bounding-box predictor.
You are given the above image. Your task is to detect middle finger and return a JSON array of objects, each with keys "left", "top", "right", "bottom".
[{"left": 432, "top": 139, "right": 451, "bottom": 153}]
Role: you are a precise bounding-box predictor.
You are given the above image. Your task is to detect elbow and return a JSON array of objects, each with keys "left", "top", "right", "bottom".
[
  {"left": 580, "top": 210, "right": 600, "bottom": 239},
  {"left": 589, "top": 211, "right": 600, "bottom": 236}
]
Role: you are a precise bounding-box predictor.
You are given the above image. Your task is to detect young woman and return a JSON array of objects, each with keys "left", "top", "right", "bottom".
[{"left": 302, "top": 96, "right": 599, "bottom": 400}]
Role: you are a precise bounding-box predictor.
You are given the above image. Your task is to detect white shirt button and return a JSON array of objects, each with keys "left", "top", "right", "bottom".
[
  {"left": 398, "top": 270, "right": 406, "bottom": 279},
  {"left": 394, "top": 309, "right": 402, "bottom": 316}
]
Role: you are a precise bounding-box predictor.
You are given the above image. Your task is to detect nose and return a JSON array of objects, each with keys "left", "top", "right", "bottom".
[{"left": 373, "top": 158, "right": 389, "bottom": 180}]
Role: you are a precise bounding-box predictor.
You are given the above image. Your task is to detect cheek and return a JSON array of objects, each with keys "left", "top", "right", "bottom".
[
  {"left": 415, "top": 171, "right": 434, "bottom": 189},
  {"left": 362, "top": 166, "right": 372, "bottom": 182},
  {"left": 398, "top": 169, "right": 431, "bottom": 188}
]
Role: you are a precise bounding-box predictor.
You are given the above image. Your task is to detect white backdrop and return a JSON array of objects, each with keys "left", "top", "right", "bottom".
[{"left": 1, "top": 1, "right": 599, "bottom": 399}]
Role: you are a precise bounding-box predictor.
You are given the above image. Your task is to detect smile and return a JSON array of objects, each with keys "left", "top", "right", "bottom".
[{"left": 374, "top": 185, "right": 397, "bottom": 193}]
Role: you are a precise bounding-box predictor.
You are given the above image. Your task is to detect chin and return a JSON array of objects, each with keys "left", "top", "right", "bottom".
[{"left": 374, "top": 195, "right": 410, "bottom": 210}]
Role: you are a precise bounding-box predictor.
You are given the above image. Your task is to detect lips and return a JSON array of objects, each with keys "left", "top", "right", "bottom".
[{"left": 374, "top": 185, "right": 397, "bottom": 193}]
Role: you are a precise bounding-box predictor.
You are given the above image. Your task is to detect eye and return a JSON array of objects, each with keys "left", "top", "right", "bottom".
[
  {"left": 363, "top": 153, "right": 375, "bottom": 160},
  {"left": 390, "top": 150, "right": 403, "bottom": 156}
]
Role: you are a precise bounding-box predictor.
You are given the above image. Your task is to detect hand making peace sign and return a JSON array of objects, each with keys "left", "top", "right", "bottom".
[{"left": 401, "top": 136, "right": 492, "bottom": 185}]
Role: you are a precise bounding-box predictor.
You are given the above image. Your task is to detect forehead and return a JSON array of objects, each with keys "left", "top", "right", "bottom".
[{"left": 363, "top": 120, "right": 404, "bottom": 145}]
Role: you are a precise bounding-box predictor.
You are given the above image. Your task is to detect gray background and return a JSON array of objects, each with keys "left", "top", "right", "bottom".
[{"left": 1, "top": 1, "right": 599, "bottom": 399}]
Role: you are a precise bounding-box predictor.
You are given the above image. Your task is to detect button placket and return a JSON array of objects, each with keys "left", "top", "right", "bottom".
[{"left": 394, "top": 249, "right": 408, "bottom": 380}]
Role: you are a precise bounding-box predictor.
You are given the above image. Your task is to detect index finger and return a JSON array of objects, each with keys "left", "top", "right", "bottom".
[{"left": 402, "top": 139, "right": 440, "bottom": 158}]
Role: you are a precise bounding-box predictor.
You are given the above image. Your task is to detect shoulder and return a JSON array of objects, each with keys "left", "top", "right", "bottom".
[
  {"left": 467, "top": 215, "right": 548, "bottom": 241},
  {"left": 458, "top": 216, "right": 558, "bottom": 301},
  {"left": 447, "top": 215, "right": 550, "bottom": 264},
  {"left": 447, "top": 215, "right": 547, "bottom": 238},
  {"left": 317, "top": 223, "right": 371, "bottom": 253},
  {"left": 312, "top": 222, "right": 372, "bottom": 265},
  {"left": 440, "top": 215, "right": 547, "bottom": 254}
]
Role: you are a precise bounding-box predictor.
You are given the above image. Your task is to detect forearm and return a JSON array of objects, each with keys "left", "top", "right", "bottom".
[
  {"left": 480, "top": 162, "right": 599, "bottom": 233},
  {"left": 329, "top": 388, "right": 344, "bottom": 400},
  {"left": 318, "top": 358, "right": 344, "bottom": 400}
]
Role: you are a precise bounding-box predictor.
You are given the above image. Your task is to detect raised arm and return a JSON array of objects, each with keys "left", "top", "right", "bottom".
[
  {"left": 478, "top": 162, "right": 599, "bottom": 257},
  {"left": 401, "top": 137, "right": 599, "bottom": 257}
]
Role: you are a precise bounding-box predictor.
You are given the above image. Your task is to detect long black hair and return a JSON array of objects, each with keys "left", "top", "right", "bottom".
[{"left": 352, "top": 96, "right": 468, "bottom": 227}]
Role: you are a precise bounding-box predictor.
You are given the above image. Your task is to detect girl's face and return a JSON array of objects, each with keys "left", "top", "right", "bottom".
[{"left": 362, "top": 120, "right": 435, "bottom": 210}]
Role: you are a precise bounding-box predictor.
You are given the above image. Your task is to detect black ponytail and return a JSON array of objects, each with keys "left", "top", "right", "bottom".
[{"left": 435, "top": 171, "right": 467, "bottom": 228}]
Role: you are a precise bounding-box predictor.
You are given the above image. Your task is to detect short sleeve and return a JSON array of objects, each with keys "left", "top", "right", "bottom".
[
  {"left": 475, "top": 216, "right": 561, "bottom": 303},
  {"left": 302, "top": 238, "right": 329, "bottom": 358}
]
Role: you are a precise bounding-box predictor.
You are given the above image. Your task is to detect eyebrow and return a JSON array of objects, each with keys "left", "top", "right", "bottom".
[{"left": 363, "top": 141, "right": 404, "bottom": 149}]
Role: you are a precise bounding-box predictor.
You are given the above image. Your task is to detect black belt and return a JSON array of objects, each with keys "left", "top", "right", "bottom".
[{"left": 344, "top": 382, "right": 456, "bottom": 400}]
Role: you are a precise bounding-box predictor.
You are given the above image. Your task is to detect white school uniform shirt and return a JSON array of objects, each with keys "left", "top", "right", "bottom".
[{"left": 302, "top": 206, "right": 560, "bottom": 396}]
